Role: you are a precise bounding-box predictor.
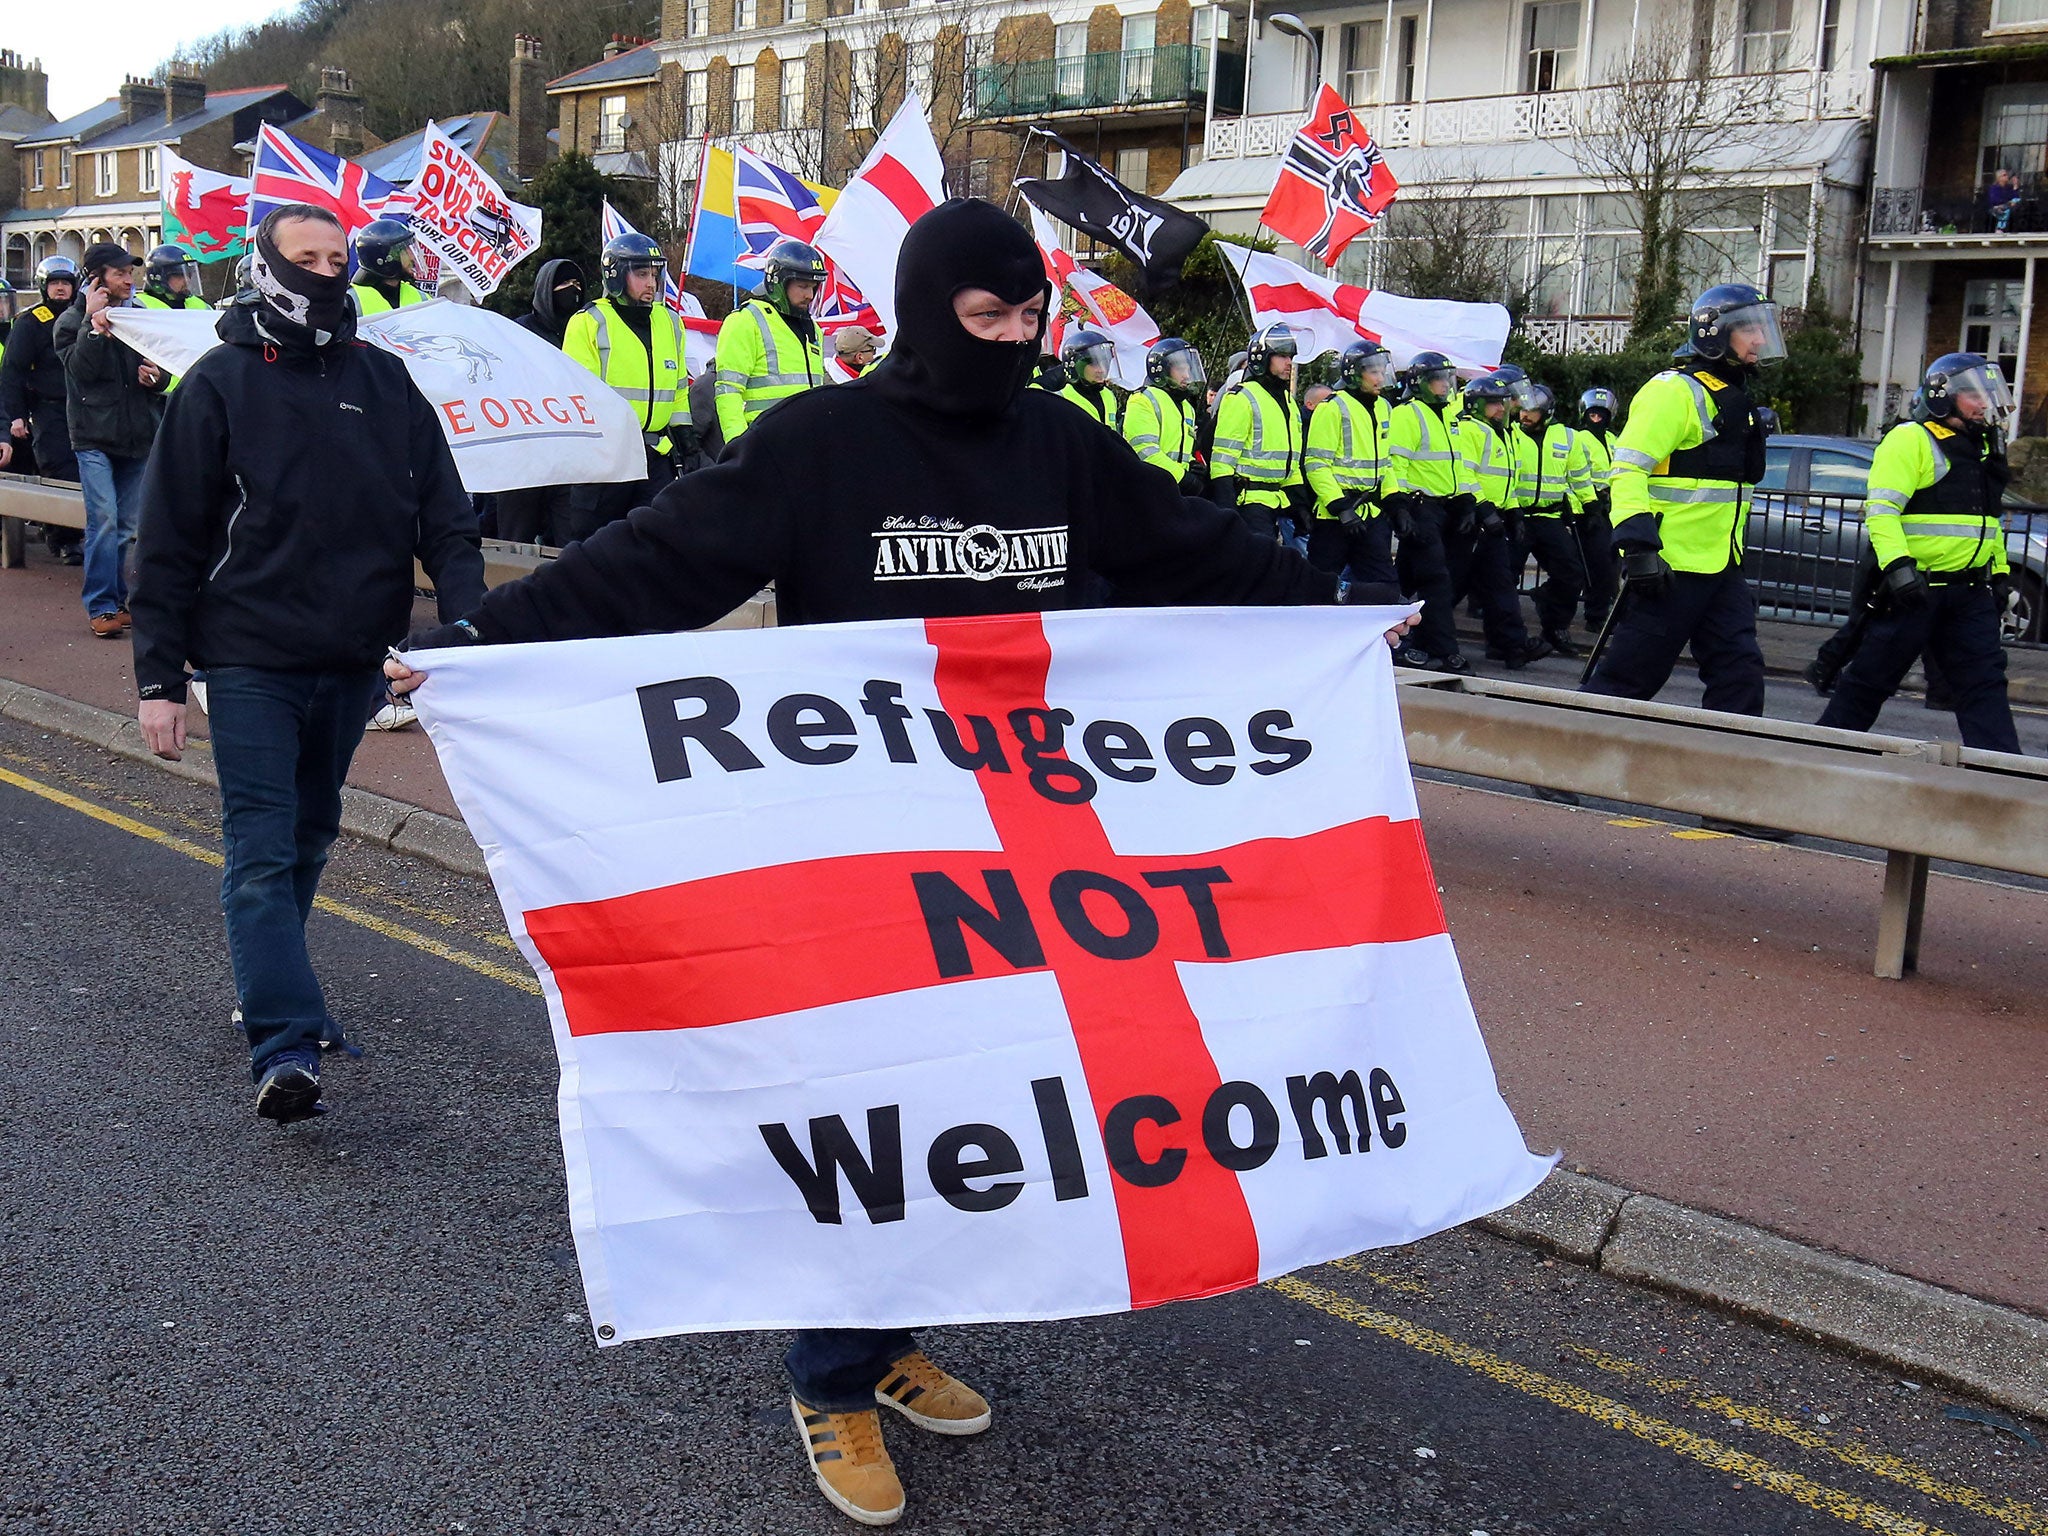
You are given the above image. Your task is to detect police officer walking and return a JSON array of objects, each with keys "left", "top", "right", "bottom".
[
  {"left": 1816, "top": 354, "right": 2021, "bottom": 752},
  {"left": 1512, "top": 383, "right": 1595, "bottom": 657},
  {"left": 1382, "top": 349, "right": 1471, "bottom": 672},
  {"left": 1575, "top": 387, "right": 1620, "bottom": 628},
  {"left": 1584, "top": 284, "right": 1780, "bottom": 714},
  {"left": 1056, "top": 329, "right": 1119, "bottom": 427},
  {"left": 0, "top": 256, "right": 85, "bottom": 561},
  {"left": 563, "top": 232, "right": 690, "bottom": 540},
  {"left": 1122, "top": 336, "right": 1205, "bottom": 490},
  {"left": 1209, "top": 322, "right": 1306, "bottom": 542},
  {"left": 1453, "top": 370, "right": 1549, "bottom": 667},
  {"left": 715, "top": 237, "right": 828, "bottom": 449},
  {"left": 1303, "top": 340, "right": 1396, "bottom": 588},
  {"left": 349, "top": 219, "right": 426, "bottom": 314},
  {"left": 137, "top": 245, "right": 205, "bottom": 312}
]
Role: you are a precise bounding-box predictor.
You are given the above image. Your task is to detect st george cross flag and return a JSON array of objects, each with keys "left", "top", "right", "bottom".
[
  {"left": 404, "top": 121, "right": 542, "bottom": 298},
  {"left": 1259, "top": 84, "right": 1400, "bottom": 265},
  {"left": 1217, "top": 241, "right": 1509, "bottom": 373},
  {"left": 812, "top": 93, "right": 945, "bottom": 344},
  {"left": 159, "top": 148, "right": 249, "bottom": 263},
  {"left": 1027, "top": 204, "right": 1158, "bottom": 390},
  {"left": 1015, "top": 134, "right": 1208, "bottom": 294},
  {"left": 731, "top": 145, "right": 883, "bottom": 335},
  {"left": 248, "top": 123, "right": 408, "bottom": 239},
  {"left": 410, "top": 608, "right": 1553, "bottom": 1342}
]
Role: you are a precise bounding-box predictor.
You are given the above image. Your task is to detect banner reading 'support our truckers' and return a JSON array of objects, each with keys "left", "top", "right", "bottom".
[{"left": 412, "top": 608, "right": 1553, "bottom": 1344}]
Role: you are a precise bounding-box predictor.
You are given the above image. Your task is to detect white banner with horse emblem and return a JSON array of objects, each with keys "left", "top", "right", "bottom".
[{"left": 112, "top": 300, "right": 645, "bottom": 492}]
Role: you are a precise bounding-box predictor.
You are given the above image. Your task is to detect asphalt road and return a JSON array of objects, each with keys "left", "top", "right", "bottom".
[{"left": 2, "top": 719, "right": 2043, "bottom": 1535}]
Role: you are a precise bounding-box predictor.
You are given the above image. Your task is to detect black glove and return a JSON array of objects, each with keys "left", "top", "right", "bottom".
[
  {"left": 673, "top": 422, "right": 702, "bottom": 460},
  {"left": 1332, "top": 491, "right": 1367, "bottom": 529},
  {"left": 1286, "top": 485, "right": 1316, "bottom": 522},
  {"left": 1620, "top": 545, "right": 1673, "bottom": 596},
  {"left": 1178, "top": 467, "right": 1209, "bottom": 497},
  {"left": 1210, "top": 476, "right": 1241, "bottom": 509},
  {"left": 1881, "top": 556, "right": 1929, "bottom": 612},
  {"left": 1479, "top": 507, "right": 1506, "bottom": 538},
  {"left": 1449, "top": 494, "right": 1479, "bottom": 537},
  {"left": 1383, "top": 493, "right": 1417, "bottom": 539}
]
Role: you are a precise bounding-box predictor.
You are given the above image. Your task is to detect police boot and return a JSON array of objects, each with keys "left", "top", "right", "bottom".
[{"left": 1543, "top": 630, "right": 1581, "bottom": 658}]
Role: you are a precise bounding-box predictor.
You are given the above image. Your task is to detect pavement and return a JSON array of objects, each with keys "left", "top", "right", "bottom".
[{"left": 3, "top": 723, "right": 2044, "bottom": 1534}]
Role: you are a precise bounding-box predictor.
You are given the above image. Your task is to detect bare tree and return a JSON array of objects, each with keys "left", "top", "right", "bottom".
[
  {"left": 1566, "top": 13, "right": 1793, "bottom": 340},
  {"left": 1369, "top": 168, "right": 1566, "bottom": 326}
]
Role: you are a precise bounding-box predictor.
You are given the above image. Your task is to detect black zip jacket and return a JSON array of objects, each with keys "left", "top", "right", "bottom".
[
  {"left": 414, "top": 364, "right": 1337, "bottom": 650},
  {"left": 0, "top": 299, "right": 68, "bottom": 420},
  {"left": 54, "top": 298, "right": 168, "bottom": 459},
  {"left": 130, "top": 301, "right": 486, "bottom": 703},
  {"left": 515, "top": 258, "right": 581, "bottom": 348}
]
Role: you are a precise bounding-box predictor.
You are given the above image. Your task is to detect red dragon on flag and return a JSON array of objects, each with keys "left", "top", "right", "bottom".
[
  {"left": 159, "top": 147, "right": 250, "bottom": 263},
  {"left": 1258, "top": 84, "right": 1400, "bottom": 266}
]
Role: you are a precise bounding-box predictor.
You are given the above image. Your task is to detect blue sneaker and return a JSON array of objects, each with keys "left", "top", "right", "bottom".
[{"left": 255, "top": 1048, "right": 324, "bottom": 1123}]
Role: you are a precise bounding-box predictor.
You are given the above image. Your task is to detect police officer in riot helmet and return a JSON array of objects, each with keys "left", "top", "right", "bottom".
[
  {"left": 141, "top": 245, "right": 204, "bottom": 309},
  {"left": 350, "top": 219, "right": 424, "bottom": 313}
]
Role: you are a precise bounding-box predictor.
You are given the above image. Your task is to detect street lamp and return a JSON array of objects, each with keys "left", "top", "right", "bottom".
[{"left": 1265, "top": 11, "right": 1322, "bottom": 107}]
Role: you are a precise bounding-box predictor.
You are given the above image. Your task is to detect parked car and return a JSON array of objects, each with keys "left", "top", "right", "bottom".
[{"left": 1748, "top": 434, "right": 2045, "bottom": 642}]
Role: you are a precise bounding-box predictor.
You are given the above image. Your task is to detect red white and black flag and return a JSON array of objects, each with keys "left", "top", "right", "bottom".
[{"left": 1259, "top": 84, "right": 1401, "bottom": 265}]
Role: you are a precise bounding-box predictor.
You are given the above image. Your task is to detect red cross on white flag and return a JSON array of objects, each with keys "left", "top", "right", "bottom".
[{"left": 414, "top": 609, "right": 1552, "bottom": 1342}]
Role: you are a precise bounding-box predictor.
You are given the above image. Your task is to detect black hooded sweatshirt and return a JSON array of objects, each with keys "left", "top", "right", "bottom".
[
  {"left": 414, "top": 199, "right": 1335, "bottom": 649},
  {"left": 516, "top": 258, "right": 586, "bottom": 348},
  {"left": 129, "top": 298, "right": 485, "bottom": 702}
]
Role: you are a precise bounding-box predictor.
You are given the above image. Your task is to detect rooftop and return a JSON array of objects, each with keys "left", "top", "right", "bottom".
[
  {"left": 548, "top": 44, "right": 660, "bottom": 91},
  {"left": 84, "top": 84, "right": 300, "bottom": 151},
  {"left": 357, "top": 112, "right": 515, "bottom": 186}
]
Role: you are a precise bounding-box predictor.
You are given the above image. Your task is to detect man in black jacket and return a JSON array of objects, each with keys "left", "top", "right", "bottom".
[
  {"left": 387, "top": 198, "right": 1412, "bottom": 1529},
  {"left": 130, "top": 203, "right": 485, "bottom": 1125},
  {"left": 55, "top": 243, "right": 169, "bottom": 637},
  {"left": 499, "top": 257, "right": 585, "bottom": 544},
  {"left": 0, "top": 255, "right": 85, "bottom": 563}
]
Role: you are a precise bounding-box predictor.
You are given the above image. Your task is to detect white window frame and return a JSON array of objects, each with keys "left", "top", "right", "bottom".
[
  {"left": 598, "top": 94, "right": 628, "bottom": 150},
  {"left": 1522, "top": 0, "right": 1580, "bottom": 93},
  {"left": 781, "top": 56, "right": 807, "bottom": 125},
  {"left": 1739, "top": 0, "right": 1796, "bottom": 73},
  {"left": 687, "top": 0, "right": 710, "bottom": 34},
  {"left": 139, "top": 147, "right": 159, "bottom": 194},
  {"left": 1991, "top": 0, "right": 2048, "bottom": 30},
  {"left": 1963, "top": 278, "right": 2024, "bottom": 383},
  {"left": 58, "top": 145, "right": 72, "bottom": 189},
  {"left": 1340, "top": 19, "right": 1383, "bottom": 105},
  {"left": 1115, "top": 146, "right": 1150, "bottom": 191},
  {"left": 31, "top": 148, "right": 44, "bottom": 190},
  {"left": 95, "top": 151, "right": 117, "bottom": 197},
  {"left": 735, "top": 0, "right": 758, "bottom": 29},
  {"left": 684, "top": 70, "right": 709, "bottom": 136},
  {"left": 732, "top": 66, "right": 756, "bottom": 133}
]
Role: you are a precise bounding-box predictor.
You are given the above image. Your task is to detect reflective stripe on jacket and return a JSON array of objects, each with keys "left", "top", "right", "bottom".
[
  {"left": 1512, "top": 422, "right": 1595, "bottom": 514},
  {"left": 1059, "top": 381, "right": 1119, "bottom": 429},
  {"left": 1457, "top": 415, "right": 1517, "bottom": 508},
  {"left": 350, "top": 281, "right": 425, "bottom": 315},
  {"left": 1608, "top": 369, "right": 1756, "bottom": 574},
  {"left": 563, "top": 297, "right": 687, "bottom": 440},
  {"left": 1304, "top": 390, "right": 1391, "bottom": 516},
  {"left": 1123, "top": 385, "right": 1195, "bottom": 476},
  {"left": 1387, "top": 398, "right": 1465, "bottom": 499},
  {"left": 713, "top": 299, "right": 825, "bottom": 443},
  {"left": 1864, "top": 420, "right": 2008, "bottom": 575},
  {"left": 1210, "top": 382, "right": 1304, "bottom": 506}
]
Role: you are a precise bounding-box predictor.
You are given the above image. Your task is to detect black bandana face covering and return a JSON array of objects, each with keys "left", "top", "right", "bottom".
[
  {"left": 870, "top": 199, "right": 1049, "bottom": 420},
  {"left": 250, "top": 221, "right": 356, "bottom": 348}
]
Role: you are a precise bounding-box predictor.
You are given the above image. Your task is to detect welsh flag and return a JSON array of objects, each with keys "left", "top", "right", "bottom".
[
  {"left": 159, "top": 147, "right": 249, "bottom": 263},
  {"left": 1026, "top": 203, "right": 1159, "bottom": 390}
]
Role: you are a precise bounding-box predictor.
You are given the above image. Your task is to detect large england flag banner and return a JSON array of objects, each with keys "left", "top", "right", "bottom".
[{"left": 411, "top": 609, "right": 1553, "bottom": 1343}]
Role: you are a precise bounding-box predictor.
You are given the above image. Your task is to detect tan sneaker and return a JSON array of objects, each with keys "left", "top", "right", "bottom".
[
  {"left": 88, "top": 612, "right": 123, "bottom": 638},
  {"left": 874, "top": 1350, "right": 992, "bottom": 1436},
  {"left": 791, "top": 1397, "right": 904, "bottom": 1527}
]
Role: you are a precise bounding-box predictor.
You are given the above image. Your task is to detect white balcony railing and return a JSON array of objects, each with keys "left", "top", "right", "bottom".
[
  {"left": 1203, "top": 70, "right": 1870, "bottom": 160},
  {"left": 1520, "top": 317, "right": 1631, "bottom": 354}
]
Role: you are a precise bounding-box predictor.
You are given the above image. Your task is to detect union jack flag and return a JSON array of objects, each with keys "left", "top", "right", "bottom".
[
  {"left": 731, "top": 147, "right": 881, "bottom": 333},
  {"left": 601, "top": 196, "right": 687, "bottom": 315},
  {"left": 249, "top": 124, "right": 408, "bottom": 236}
]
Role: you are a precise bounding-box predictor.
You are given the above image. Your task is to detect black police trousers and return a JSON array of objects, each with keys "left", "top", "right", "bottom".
[
  {"left": 1583, "top": 564, "right": 1766, "bottom": 715},
  {"left": 1395, "top": 498, "right": 1460, "bottom": 661},
  {"left": 1445, "top": 517, "right": 1531, "bottom": 655},
  {"left": 1811, "top": 555, "right": 1953, "bottom": 700},
  {"left": 562, "top": 442, "right": 676, "bottom": 545},
  {"left": 1523, "top": 513, "right": 1587, "bottom": 638},
  {"left": 1307, "top": 511, "right": 1397, "bottom": 589},
  {"left": 1817, "top": 580, "right": 2018, "bottom": 753},
  {"left": 1579, "top": 503, "right": 1618, "bottom": 628}
]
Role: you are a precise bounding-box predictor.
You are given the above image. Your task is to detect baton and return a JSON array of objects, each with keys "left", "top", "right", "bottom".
[{"left": 1578, "top": 582, "right": 1629, "bottom": 687}]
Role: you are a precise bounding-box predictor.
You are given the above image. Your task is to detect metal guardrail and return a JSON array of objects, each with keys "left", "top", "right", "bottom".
[{"left": 1394, "top": 672, "right": 2048, "bottom": 979}]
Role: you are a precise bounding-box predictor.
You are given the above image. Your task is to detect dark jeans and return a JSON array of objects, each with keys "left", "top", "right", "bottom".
[
  {"left": 1236, "top": 499, "right": 1280, "bottom": 542},
  {"left": 1524, "top": 514, "right": 1587, "bottom": 637},
  {"left": 1395, "top": 499, "right": 1459, "bottom": 659},
  {"left": 1818, "top": 580, "right": 2019, "bottom": 752},
  {"left": 1445, "top": 518, "right": 1531, "bottom": 653},
  {"left": 1583, "top": 565, "right": 1766, "bottom": 715},
  {"left": 1579, "top": 503, "right": 1618, "bottom": 627},
  {"left": 786, "top": 1327, "right": 916, "bottom": 1413},
  {"left": 1307, "top": 512, "right": 1397, "bottom": 588},
  {"left": 497, "top": 484, "right": 574, "bottom": 546},
  {"left": 562, "top": 445, "right": 675, "bottom": 545},
  {"left": 207, "top": 665, "right": 384, "bottom": 1075},
  {"left": 31, "top": 404, "right": 77, "bottom": 482}
]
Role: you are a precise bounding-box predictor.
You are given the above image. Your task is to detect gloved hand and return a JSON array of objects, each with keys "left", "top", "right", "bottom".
[
  {"left": 1992, "top": 570, "right": 2015, "bottom": 615},
  {"left": 1881, "top": 556, "right": 1929, "bottom": 612},
  {"left": 1449, "top": 494, "right": 1479, "bottom": 537},
  {"left": 673, "top": 423, "right": 702, "bottom": 460},
  {"left": 1210, "top": 476, "right": 1241, "bottom": 509},
  {"left": 1179, "top": 467, "right": 1209, "bottom": 496},
  {"left": 1479, "top": 507, "right": 1506, "bottom": 538},
  {"left": 1383, "top": 493, "right": 1417, "bottom": 539},
  {"left": 1286, "top": 485, "right": 1316, "bottom": 522},
  {"left": 1620, "top": 545, "right": 1673, "bottom": 596}
]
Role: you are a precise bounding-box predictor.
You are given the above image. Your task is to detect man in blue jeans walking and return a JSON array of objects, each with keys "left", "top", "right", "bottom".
[
  {"left": 129, "top": 204, "right": 484, "bottom": 1123},
  {"left": 54, "top": 243, "right": 167, "bottom": 637}
]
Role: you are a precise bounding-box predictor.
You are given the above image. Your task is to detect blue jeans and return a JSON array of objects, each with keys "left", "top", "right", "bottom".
[
  {"left": 786, "top": 1328, "right": 917, "bottom": 1412},
  {"left": 76, "top": 447, "right": 144, "bottom": 618},
  {"left": 206, "top": 666, "right": 383, "bottom": 1075}
]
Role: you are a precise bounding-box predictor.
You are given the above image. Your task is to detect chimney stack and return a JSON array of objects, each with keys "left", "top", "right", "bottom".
[
  {"left": 0, "top": 50, "right": 51, "bottom": 119},
  {"left": 163, "top": 62, "right": 206, "bottom": 121},
  {"left": 510, "top": 33, "right": 552, "bottom": 183},
  {"left": 120, "top": 75, "right": 167, "bottom": 126},
  {"left": 316, "top": 65, "right": 364, "bottom": 159}
]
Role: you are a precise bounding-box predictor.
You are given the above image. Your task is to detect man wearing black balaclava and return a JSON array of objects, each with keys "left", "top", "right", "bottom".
[
  {"left": 386, "top": 198, "right": 1414, "bottom": 1528},
  {"left": 128, "top": 202, "right": 485, "bottom": 1128}
]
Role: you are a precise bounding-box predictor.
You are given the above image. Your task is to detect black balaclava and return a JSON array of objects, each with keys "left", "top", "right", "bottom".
[
  {"left": 249, "top": 217, "right": 356, "bottom": 350},
  {"left": 870, "top": 199, "right": 1048, "bottom": 420}
]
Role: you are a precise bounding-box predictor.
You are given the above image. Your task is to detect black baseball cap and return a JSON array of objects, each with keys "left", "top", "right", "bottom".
[{"left": 81, "top": 242, "right": 137, "bottom": 277}]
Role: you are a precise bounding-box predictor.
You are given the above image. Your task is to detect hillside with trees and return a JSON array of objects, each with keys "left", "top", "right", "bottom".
[{"left": 172, "top": 0, "right": 661, "bottom": 144}]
